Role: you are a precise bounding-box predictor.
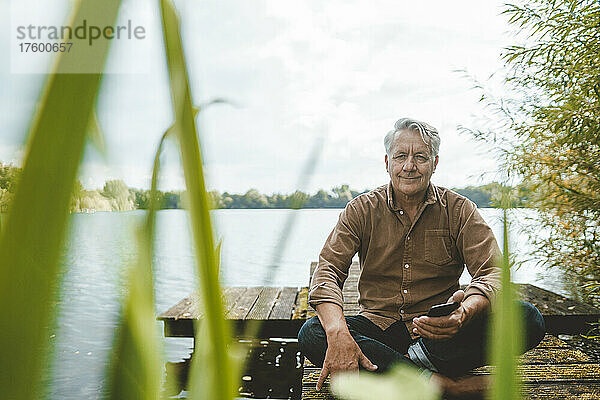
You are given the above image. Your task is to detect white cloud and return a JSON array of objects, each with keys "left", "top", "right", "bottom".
[{"left": 3, "top": 0, "right": 515, "bottom": 193}]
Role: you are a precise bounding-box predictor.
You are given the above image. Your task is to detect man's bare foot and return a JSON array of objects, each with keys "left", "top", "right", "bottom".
[{"left": 430, "top": 372, "right": 490, "bottom": 399}]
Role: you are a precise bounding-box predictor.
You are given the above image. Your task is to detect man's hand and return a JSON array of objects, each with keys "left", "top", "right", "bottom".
[
  {"left": 314, "top": 302, "right": 377, "bottom": 390},
  {"left": 412, "top": 290, "right": 467, "bottom": 340},
  {"left": 317, "top": 329, "right": 378, "bottom": 390}
]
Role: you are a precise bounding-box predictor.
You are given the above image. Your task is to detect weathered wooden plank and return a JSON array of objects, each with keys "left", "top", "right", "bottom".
[
  {"left": 470, "top": 363, "right": 600, "bottom": 381},
  {"left": 159, "top": 287, "right": 245, "bottom": 320},
  {"left": 520, "top": 284, "right": 599, "bottom": 315},
  {"left": 520, "top": 347, "right": 591, "bottom": 364},
  {"left": 247, "top": 287, "right": 281, "bottom": 320},
  {"left": 223, "top": 287, "right": 247, "bottom": 316},
  {"left": 301, "top": 375, "right": 600, "bottom": 400},
  {"left": 293, "top": 287, "right": 309, "bottom": 320},
  {"left": 522, "top": 382, "right": 600, "bottom": 399},
  {"left": 227, "top": 287, "right": 262, "bottom": 319},
  {"left": 302, "top": 359, "right": 333, "bottom": 400},
  {"left": 270, "top": 287, "right": 299, "bottom": 319},
  {"left": 537, "top": 334, "right": 571, "bottom": 348},
  {"left": 158, "top": 294, "right": 196, "bottom": 320}
]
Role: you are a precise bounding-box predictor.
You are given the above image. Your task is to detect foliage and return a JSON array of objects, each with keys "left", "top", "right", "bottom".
[
  {"left": 490, "top": 206, "right": 523, "bottom": 400},
  {"left": 0, "top": 1, "right": 121, "bottom": 399},
  {"left": 102, "top": 179, "right": 135, "bottom": 211},
  {"left": 331, "top": 364, "right": 440, "bottom": 400},
  {"left": 466, "top": 0, "right": 600, "bottom": 304},
  {"left": 0, "top": 163, "right": 21, "bottom": 212},
  {"left": 159, "top": 0, "right": 240, "bottom": 398}
]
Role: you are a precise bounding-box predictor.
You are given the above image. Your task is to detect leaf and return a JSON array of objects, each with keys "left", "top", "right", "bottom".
[
  {"left": 0, "top": 1, "right": 122, "bottom": 399},
  {"left": 331, "top": 364, "right": 440, "bottom": 400},
  {"left": 489, "top": 208, "right": 524, "bottom": 400},
  {"left": 159, "top": 1, "right": 239, "bottom": 399}
]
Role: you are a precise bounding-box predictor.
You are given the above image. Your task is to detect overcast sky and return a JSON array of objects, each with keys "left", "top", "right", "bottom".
[{"left": 1, "top": 0, "right": 515, "bottom": 194}]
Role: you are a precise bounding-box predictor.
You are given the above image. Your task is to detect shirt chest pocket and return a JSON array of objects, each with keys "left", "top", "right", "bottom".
[{"left": 424, "top": 229, "right": 453, "bottom": 265}]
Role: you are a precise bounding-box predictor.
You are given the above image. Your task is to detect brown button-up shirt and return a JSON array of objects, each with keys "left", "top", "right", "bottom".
[{"left": 308, "top": 182, "right": 502, "bottom": 336}]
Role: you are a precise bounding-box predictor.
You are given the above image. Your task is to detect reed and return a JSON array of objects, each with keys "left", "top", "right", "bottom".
[
  {"left": 159, "top": 1, "right": 239, "bottom": 398},
  {"left": 0, "top": 2, "right": 121, "bottom": 399},
  {"left": 489, "top": 202, "right": 524, "bottom": 400}
]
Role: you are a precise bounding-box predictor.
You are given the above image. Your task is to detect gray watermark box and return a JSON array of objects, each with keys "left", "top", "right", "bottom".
[{"left": 10, "top": 0, "right": 156, "bottom": 74}]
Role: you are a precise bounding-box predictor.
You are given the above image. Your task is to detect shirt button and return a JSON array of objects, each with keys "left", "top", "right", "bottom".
[
  {"left": 400, "top": 309, "right": 405, "bottom": 314},
  {"left": 403, "top": 289, "right": 408, "bottom": 294},
  {"left": 399, "top": 210, "right": 404, "bottom": 215},
  {"left": 407, "top": 236, "right": 410, "bottom": 241},
  {"left": 404, "top": 264, "right": 409, "bottom": 269}
]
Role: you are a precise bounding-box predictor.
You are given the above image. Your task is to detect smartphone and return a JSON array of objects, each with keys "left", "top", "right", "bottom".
[{"left": 427, "top": 301, "right": 459, "bottom": 317}]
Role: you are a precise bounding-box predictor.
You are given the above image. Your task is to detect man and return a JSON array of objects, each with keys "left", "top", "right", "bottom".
[{"left": 298, "top": 118, "right": 545, "bottom": 398}]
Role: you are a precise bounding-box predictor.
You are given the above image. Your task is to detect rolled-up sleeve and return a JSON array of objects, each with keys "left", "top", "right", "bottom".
[
  {"left": 455, "top": 199, "right": 502, "bottom": 304},
  {"left": 308, "top": 201, "right": 362, "bottom": 310}
]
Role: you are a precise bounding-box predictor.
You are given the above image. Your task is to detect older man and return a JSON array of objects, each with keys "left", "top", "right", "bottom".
[{"left": 298, "top": 118, "right": 545, "bottom": 397}]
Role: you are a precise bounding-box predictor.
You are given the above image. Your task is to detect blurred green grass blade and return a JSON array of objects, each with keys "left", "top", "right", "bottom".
[
  {"left": 490, "top": 208, "right": 523, "bottom": 400},
  {"left": 0, "top": 2, "right": 121, "bottom": 399},
  {"left": 105, "top": 130, "right": 171, "bottom": 400},
  {"left": 159, "top": 1, "right": 238, "bottom": 399},
  {"left": 331, "top": 364, "right": 440, "bottom": 400}
]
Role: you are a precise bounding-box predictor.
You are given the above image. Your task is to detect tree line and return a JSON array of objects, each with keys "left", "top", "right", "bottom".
[{"left": 1, "top": 163, "right": 526, "bottom": 212}]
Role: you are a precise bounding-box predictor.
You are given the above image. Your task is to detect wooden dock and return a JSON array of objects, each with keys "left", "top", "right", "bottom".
[
  {"left": 158, "top": 261, "right": 600, "bottom": 399},
  {"left": 301, "top": 335, "right": 600, "bottom": 399},
  {"left": 158, "top": 286, "right": 307, "bottom": 338}
]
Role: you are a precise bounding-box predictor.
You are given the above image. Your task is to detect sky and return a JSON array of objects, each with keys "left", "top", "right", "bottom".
[{"left": 1, "top": 0, "right": 515, "bottom": 194}]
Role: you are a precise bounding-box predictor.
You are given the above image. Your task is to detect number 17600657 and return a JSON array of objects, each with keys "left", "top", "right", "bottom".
[{"left": 19, "top": 42, "right": 73, "bottom": 52}]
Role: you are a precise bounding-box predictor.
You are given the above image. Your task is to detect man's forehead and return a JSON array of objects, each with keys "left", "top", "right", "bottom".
[{"left": 390, "top": 130, "right": 431, "bottom": 153}]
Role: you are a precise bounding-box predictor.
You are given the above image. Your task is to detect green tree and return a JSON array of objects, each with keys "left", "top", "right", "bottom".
[
  {"left": 470, "top": 0, "right": 600, "bottom": 303},
  {"left": 102, "top": 179, "right": 135, "bottom": 211},
  {"left": 161, "top": 191, "right": 181, "bottom": 209},
  {"left": 130, "top": 188, "right": 150, "bottom": 209},
  {"left": 242, "top": 189, "right": 269, "bottom": 208},
  {"left": 0, "top": 164, "right": 22, "bottom": 213}
]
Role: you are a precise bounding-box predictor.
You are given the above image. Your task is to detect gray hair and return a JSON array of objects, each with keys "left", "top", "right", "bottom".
[{"left": 384, "top": 118, "right": 440, "bottom": 158}]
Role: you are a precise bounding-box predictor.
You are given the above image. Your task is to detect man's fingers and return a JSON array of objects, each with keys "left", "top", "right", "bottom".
[
  {"left": 416, "top": 315, "right": 456, "bottom": 329},
  {"left": 414, "top": 318, "right": 458, "bottom": 335},
  {"left": 359, "top": 353, "right": 378, "bottom": 371},
  {"left": 447, "top": 289, "right": 465, "bottom": 303},
  {"left": 413, "top": 323, "right": 453, "bottom": 340},
  {"left": 316, "top": 366, "right": 329, "bottom": 391}
]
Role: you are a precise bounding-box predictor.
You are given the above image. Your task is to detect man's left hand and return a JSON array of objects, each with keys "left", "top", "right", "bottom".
[{"left": 412, "top": 290, "right": 467, "bottom": 340}]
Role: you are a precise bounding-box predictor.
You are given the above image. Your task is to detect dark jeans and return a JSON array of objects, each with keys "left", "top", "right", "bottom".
[{"left": 298, "top": 301, "right": 546, "bottom": 377}]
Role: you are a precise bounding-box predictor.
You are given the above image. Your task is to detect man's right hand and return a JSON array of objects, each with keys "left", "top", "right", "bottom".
[
  {"left": 317, "top": 329, "right": 378, "bottom": 390},
  {"left": 314, "top": 303, "right": 377, "bottom": 391}
]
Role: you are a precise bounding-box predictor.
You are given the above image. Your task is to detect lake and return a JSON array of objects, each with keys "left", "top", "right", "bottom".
[{"left": 48, "top": 208, "right": 566, "bottom": 399}]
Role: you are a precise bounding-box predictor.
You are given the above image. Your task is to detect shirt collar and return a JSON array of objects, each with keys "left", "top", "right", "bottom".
[{"left": 386, "top": 181, "right": 439, "bottom": 211}]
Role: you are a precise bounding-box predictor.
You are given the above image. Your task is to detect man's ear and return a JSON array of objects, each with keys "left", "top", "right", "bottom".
[
  {"left": 433, "top": 155, "right": 439, "bottom": 172},
  {"left": 385, "top": 154, "right": 389, "bottom": 172}
]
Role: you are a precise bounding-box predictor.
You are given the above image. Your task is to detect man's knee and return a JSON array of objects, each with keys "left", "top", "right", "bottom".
[
  {"left": 520, "top": 301, "right": 546, "bottom": 350},
  {"left": 298, "top": 316, "right": 327, "bottom": 365}
]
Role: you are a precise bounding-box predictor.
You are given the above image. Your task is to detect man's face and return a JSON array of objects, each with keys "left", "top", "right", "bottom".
[{"left": 385, "top": 129, "right": 438, "bottom": 199}]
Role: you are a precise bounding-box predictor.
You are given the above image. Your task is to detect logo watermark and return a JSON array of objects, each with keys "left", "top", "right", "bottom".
[
  {"left": 16, "top": 19, "right": 146, "bottom": 47},
  {"left": 11, "top": 0, "right": 155, "bottom": 74}
]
